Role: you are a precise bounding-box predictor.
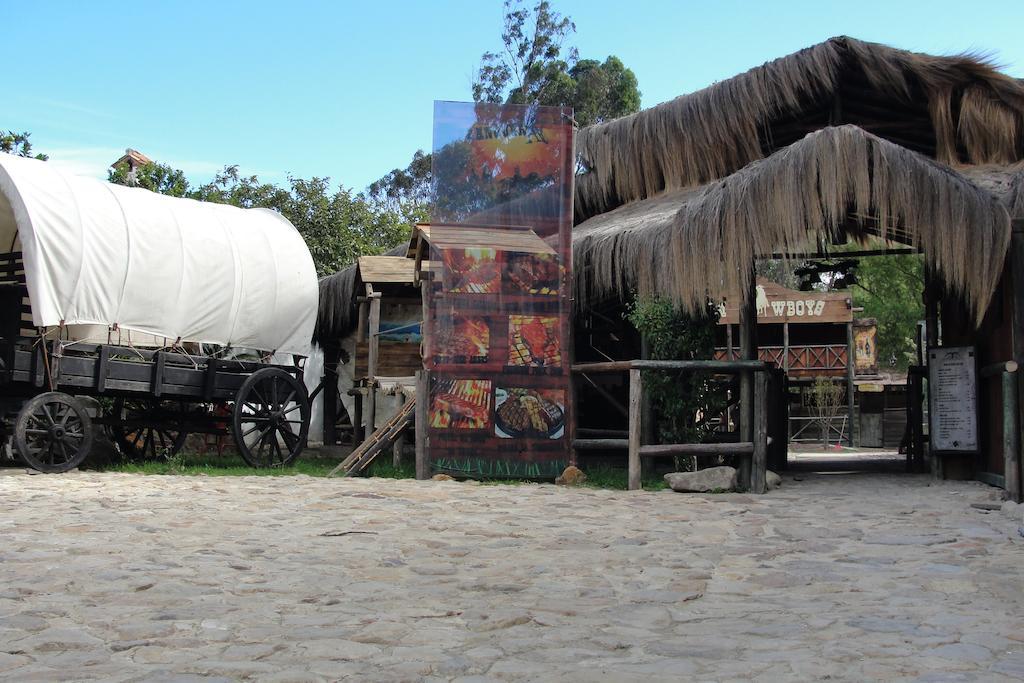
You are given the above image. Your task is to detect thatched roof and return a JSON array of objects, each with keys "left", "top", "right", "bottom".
[
  {"left": 573, "top": 125, "right": 1014, "bottom": 323},
  {"left": 576, "top": 36, "right": 1024, "bottom": 221},
  {"left": 315, "top": 37, "right": 1024, "bottom": 344}
]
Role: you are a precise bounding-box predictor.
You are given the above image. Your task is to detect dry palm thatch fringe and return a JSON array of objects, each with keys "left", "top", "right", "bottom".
[
  {"left": 575, "top": 36, "right": 1024, "bottom": 220},
  {"left": 573, "top": 125, "right": 1012, "bottom": 324}
]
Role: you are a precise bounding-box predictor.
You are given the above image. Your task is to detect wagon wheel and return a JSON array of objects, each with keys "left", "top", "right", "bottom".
[
  {"left": 109, "top": 398, "right": 189, "bottom": 461},
  {"left": 232, "top": 367, "right": 309, "bottom": 468},
  {"left": 14, "top": 392, "right": 94, "bottom": 473}
]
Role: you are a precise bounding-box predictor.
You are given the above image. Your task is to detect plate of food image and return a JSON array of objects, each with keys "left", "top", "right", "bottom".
[{"left": 494, "top": 387, "right": 565, "bottom": 439}]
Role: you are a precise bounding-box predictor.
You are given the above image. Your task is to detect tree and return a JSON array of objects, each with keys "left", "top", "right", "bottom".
[
  {"left": 109, "top": 160, "right": 190, "bottom": 197},
  {"left": 473, "top": 0, "right": 577, "bottom": 106},
  {"left": 626, "top": 297, "right": 726, "bottom": 471},
  {"left": 366, "top": 149, "right": 432, "bottom": 227},
  {"left": 851, "top": 254, "right": 924, "bottom": 369},
  {"left": 567, "top": 57, "right": 641, "bottom": 126},
  {"left": 471, "top": 0, "right": 640, "bottom": 126},
  {"left": 1, "top": 131, "right": 47, "bottom": 160},
  {"left": 809, "top": 376, "right": 845, "bottom": 447}
]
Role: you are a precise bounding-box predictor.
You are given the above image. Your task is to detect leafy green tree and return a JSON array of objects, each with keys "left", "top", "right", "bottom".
[
  {"left": 473, "top": 0, "right": 577, "bottom": 106},
  {"left": 566, "top": 57, "right": 641, "bottom": 126},
  {"left": 366, "top": 150, "right": 432, "bottom": 227},
  {"left": 108, "top": 160, "right": 190, "bottom": 197},
  {"left": 626, "top": 297, "right": 725, "bottom": 468},
  {"left": 851, "top": 254, "right": 924, "bottom": 369},
  {"left": 471, "top": 0, "right": 640, "bottom": 125},
  {"left": 0, "top": 130, "right": 47, "bottom": 160}
]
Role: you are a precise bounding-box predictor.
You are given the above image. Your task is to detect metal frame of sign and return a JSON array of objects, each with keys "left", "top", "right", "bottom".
[{"left": 926, "top": 345, "right": 980, "bottom": 456}]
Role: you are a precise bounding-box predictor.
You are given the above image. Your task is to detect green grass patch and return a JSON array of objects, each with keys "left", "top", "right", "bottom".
[
  {"left": 87, "top": 451, "right": 668, "bottom": 491},
  {"left": 579, "top": 465, "right": 668, "bottom": 491},
  {"left": 88, "top": 451, "right": 340, "bottom": 477}
]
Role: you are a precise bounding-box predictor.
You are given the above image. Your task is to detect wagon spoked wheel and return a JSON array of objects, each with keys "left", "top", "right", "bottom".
[
  {"left": 232, "top": 367, "right": 310, "bottom": 468},
  {"left": 15, "top": 392, "right": 94, "bottom": 473},
  {"left": 110, "top": 398, "right": 189, "bottom": 461}
]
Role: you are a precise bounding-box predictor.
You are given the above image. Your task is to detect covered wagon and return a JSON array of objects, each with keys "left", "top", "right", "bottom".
[{"left": 0, "top": 154, "right": 318, "bottom": 471}]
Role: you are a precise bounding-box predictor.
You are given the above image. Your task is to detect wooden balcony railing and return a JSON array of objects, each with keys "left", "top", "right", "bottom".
[{"left": 716, "top": 344, "right": 848, "bottom": 375}]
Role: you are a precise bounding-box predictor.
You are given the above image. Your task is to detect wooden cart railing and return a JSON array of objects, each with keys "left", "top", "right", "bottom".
[{"left": 570, "top": 359, "right": 772, "bottom": 493}]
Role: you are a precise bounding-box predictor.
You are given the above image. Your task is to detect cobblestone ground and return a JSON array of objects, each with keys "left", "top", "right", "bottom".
[{"left": 1, "top": 468, "right": 1023, "bottom": 682}]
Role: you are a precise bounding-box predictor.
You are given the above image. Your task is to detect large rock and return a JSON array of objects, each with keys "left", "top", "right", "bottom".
[
  {"left": 664, "top": 466, "right": 737, "bottom": 493},
  {"left": 555, "top": 465, "right": 587, "bottom": 486},
  {"left": 767, "top": 470, "right": 783, "bottom": 490}
]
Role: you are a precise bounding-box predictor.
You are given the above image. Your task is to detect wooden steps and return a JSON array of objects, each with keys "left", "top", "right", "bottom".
[{"left": 328, "top": 397, "right": 415, "bottom": 477}]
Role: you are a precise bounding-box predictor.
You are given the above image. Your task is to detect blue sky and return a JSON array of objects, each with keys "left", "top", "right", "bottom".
[{"left": 5, "top": 0, "right": 1024, "bottom": 192}]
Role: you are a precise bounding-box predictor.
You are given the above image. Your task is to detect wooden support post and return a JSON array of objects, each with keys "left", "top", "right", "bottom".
[
  {"left": 352, "top": 391, "right": 364, "bottom": 445},
  {"left": 366, "top": 291, "right": 381, "bottom": 435},
  {"left": 1010, "top": 219, "right": 1024, "bottom": 502},
  {"left": 923, "top": 266, "right": 941, "bottom": 479},
  {"left": 751, "top": 370, "right": 768, "bottom": 494},
  {"left": 1002, "top": 370, "right": 1020, "bottom": 503},
  {"left": 782, "top": 322, "right": 789, "bottom": 374},
  {"left": 726, "top": 324, "right": 733, "bottom": 361},
  {"left": 628, "top": 368, "right": 643, "bottom": 491},
  {"left": 737, "top": 268, "right": 757, "bottom": 490},
  {"left": 415, "top": 370, "right": 429, "bottom": 480},
  {"left": 356, "top": 300, "right": 369, "bottom": 343},
  {"left": 846, "top": 320, "right": 855, "bottom": 447}
]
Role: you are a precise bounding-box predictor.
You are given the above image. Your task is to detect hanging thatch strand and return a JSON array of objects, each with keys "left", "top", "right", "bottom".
[
  {"left": 573, "top": 125, "right": 1013, "bottom": 323},
  {"left": 575, "top": 36, "right": 1024, "bottom": 220}
]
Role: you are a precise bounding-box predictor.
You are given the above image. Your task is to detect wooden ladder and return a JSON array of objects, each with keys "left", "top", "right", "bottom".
[{"left": 328, "top": 397, "right": 415, "bottom": 477}]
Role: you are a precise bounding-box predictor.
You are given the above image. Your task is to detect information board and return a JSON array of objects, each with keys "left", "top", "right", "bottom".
[
  {"left": 426, "top": 102, "right": 573, "bottom": 479},
  {"left": 928, "top": 346, "right": 978, "bottom": 453}
]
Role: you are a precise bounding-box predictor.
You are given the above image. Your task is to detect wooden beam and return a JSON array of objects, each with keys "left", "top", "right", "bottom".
[
  {"left": 571, "top": 359, "right": 767, "bottom": 373},
  {"left": 737, "top": 266, "right": 757, "bottom": 490},
  {"left": 628, "top": 369, "right": 642, "bottom": 491},
  {"left": 574, "top": 438, "right": 628, "bottom": 450},
  {"left": 765, "top": 247, "right": 918, "bottom": 260},
  {"left": 1003, "top": 369, "right": 1020, "bottom": 504},
  {"left": 640, "top": 442, "right": 754, "bottom": 457},
  {"left": 846, "top": 321, "right": 856, "bottom": 447},
  {"left": 751, "top": 370, "right": 768, "bottom": 494},
  {"left": 366, "top": 291, "right": 381, "bottom": 434},
  {"left": 1009, "top": 218, "right": 1024, "bottom": 501},
  {"left": 415, "top": 370, "right": 429, "bottom": 480}
]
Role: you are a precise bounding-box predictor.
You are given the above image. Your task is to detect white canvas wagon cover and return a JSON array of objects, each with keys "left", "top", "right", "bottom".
[{"left": 0, "top": 154, "right": 317, "bottom": 355}]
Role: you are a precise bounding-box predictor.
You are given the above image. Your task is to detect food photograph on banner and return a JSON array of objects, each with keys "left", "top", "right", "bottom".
[{"left": 426, "top": 101, "right": 574, "bottom": 479}]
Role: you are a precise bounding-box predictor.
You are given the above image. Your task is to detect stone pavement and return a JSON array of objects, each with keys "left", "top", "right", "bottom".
[{"left": 0, "top": 469, "right": 1022, "bottom": 681}]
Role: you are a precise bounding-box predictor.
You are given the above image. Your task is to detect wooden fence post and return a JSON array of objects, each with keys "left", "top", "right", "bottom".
[
  {"left": 752, "top": 370, "right": 768, "bottom": 494},
  {"left": 366, "top": 291, "right": 381, "bottom": 436},
  {"left": 628, "top": 368, "right": 643, "bottom": 491},
  {"left": 1003, "top": 369, "right": 1021, "bottom": 503},
  {"left": 415, "top": 370, "right": 429, "bottom": 480},
  {"left": 737, "top": 269, "right": 757, "bottom": 490}
]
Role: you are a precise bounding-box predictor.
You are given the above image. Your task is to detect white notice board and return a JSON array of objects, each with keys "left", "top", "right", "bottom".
[{"left": 927, "top": 346, "right": 978, "bottom": 453}]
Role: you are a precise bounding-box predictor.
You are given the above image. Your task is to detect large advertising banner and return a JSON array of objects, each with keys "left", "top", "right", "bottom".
[{"left": 427, "top": 101, "right": 574, "bottom": 478}]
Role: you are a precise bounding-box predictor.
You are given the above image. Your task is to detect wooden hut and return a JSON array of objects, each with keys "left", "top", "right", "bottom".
[{"left": 316, "top": 36, "right": 1024, "bottom": 494}]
